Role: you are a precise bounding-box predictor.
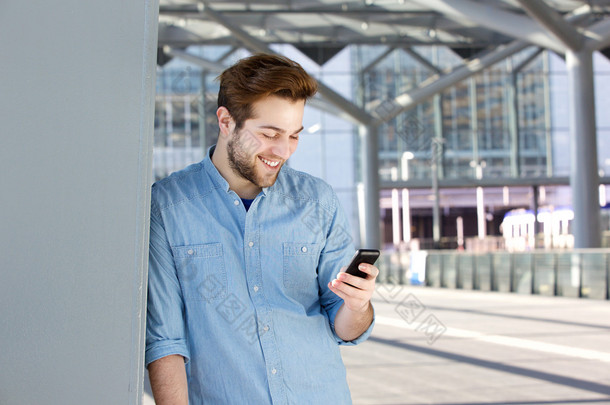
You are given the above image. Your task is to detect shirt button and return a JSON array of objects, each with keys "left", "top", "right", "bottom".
[
  {"left": 253, "top": 286, "right": 259, "bottom": 292},
  {"left": 271, "top": 368, "right": 277, "bottom": 375},
  {"left": 248, "top": 241, "right": 254, "bottom": 247},
  {"left": 187, "top": 249, "right": 194, "bottom": 255},
  {"left": 263, "top": 325, "right": 269, "bottom": 332},
  {"left": 301, "top": 246, "right": 308, "bottom": 253},
  {"left": 234, "top": 200, "right": 239, "bottom": 206}
]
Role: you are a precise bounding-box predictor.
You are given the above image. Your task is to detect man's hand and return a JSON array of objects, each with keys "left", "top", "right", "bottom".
[
  {"left": 328, "top": 263, "right": 379, "bottom": 341},
  {"left": 328, "top": 263, "right": 378, "bottom": 311}
]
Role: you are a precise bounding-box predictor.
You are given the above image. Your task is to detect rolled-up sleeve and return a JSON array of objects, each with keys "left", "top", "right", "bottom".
[
  {"left": 145, "top": 197, "right": 190, "bottom": 366},
  {"left": 317, "top": 193, "right": 375, "bottom": 346}
]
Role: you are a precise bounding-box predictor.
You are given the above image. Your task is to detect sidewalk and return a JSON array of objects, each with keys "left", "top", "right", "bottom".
[
  {"left": 342, "top": 285, "right": 610, "bottom": 404},
  {"left": 144, "top": 285, "right": 610, "bottom": 404}
]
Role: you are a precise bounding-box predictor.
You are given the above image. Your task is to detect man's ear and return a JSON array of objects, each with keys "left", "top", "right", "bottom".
[{"left": 216, "top": 106, "right": 234, "bottom": 137}]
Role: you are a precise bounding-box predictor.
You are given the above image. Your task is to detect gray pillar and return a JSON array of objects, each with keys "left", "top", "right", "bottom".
[
  {"left": 566, "top": 49, "right": 601, "bottom": 248},
  {"left": 431, "top": 138, "right": 442, "bottom": 248},
  {"left": 470, "top": 78, "right": 479, "bottom": 166},
  {"left": 361, "top": 125, "right": 381, "bottom": 250},
  {"left": 532, "top": 185, "right": 540, "bottom": 238},
  {"left": 543, "top": 52, "right": 554, "bottom": 177},
  {"left": 432, "top": 93, "right": 444, "bottom": 247},
  {"left": 508, "top": 64, "right": 521, "bottom": 178},
  {"left": 0, "top": 1, "right": 158, "bottom": 404},
  {"left": 199, "top": 70, "right": 208, "bottom": 155},
  {"left": 433, "top": 93, "right": 445, "bottom": 178}
]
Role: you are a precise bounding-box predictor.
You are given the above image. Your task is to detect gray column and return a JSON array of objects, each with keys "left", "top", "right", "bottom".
[
  {"left": 0, "top": 0, "right": 158, "bottom": 404},
  {"left": 566, "top": 49, "right": 601, "bottom": 248},
  {"left": 470, "top": 78, "right": 479, "bottom": 166},
  {"left": 431, "top": 138, "right": 442, "bottom": 248},
  {"left": 360, "top": 125, "right": 381, "bottom": 250},
  {"left": 532, "top": 185, "right": 540, "bottom": 237},
  {"left": 508, "top": 60, "right": 521, "bottom": 178},
  {"left": 432, "top": 94, "right": 444, "bottom": 247},
  {"left": 199, "top": 70, "right": 208, "bottom": 155},
  {"left": 543, "top": 51, "right": 554, "bottom": 176}
]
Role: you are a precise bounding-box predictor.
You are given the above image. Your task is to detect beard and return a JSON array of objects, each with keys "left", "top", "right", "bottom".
[{"left": 226, "top": 129, "right": 282, "bottom": 189}]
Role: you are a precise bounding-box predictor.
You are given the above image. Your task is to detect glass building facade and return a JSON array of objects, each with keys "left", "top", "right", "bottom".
[
  {"left": 357, "top": 46, "right": 553, "bottom": 183},
  {"left": 152, "top": 45, "right": 610, "bottom": 250}
]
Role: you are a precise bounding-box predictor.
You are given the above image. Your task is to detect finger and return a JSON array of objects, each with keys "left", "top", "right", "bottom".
[
  {"left": 355, "top": 263, "right": 380, "bottom": 280},
  {"left": 330, "top": 278, "right": 370, "bottom": 300},
  {"left": 328, "top": 280, "right": 348, "bottom": 300},
  {"left": 336, "top": 272, "right": 367, "bottom": 290}
]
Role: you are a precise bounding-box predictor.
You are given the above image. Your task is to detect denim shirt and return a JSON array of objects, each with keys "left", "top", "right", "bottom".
[{"left": 146, "top": 147, "right": 374, "bottom": 405}]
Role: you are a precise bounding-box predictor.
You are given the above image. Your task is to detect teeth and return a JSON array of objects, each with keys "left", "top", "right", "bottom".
[{"left": 260, "top": 157, "right": 279, "bottom": 167}]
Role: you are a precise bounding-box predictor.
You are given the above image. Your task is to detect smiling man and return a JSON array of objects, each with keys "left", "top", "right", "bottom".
[{"left": 146, "top": 53, "right": 378, "bottom": 405}]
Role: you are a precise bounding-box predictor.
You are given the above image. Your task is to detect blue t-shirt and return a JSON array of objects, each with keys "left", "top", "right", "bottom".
[
  {"left": 146, "top": 146, "right": 374, "bottom": 404},
  {"left": 241, "top": 198, "right": 254, "bottom": 211}
]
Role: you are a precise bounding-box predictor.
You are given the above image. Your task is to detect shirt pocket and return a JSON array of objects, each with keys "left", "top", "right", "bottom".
[
  {"left": 283, "top": 242, "right": 322, "bottom": 290},
  {"left": 172, "top": 243, "right": 227, "bottom": 302}
]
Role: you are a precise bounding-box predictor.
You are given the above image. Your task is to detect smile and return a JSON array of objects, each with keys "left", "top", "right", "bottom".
[{"left": 259, "top": 157, "right": 280, "bottom": 168}]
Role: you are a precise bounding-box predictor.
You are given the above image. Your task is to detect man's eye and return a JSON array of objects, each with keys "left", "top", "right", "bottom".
[
  {"left": 261, "top": 133, "right": 275, "bottom": 139},
  {"left": 290, "top": 135, "right": 300, "bottom": 141}
]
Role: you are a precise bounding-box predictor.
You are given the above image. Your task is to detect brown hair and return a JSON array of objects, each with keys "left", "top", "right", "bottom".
[{"left": 217, "top": 53, "right": 318, "bottom": 130}]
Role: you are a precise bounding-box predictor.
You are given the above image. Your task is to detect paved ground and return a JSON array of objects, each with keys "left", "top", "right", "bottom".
[{"left": 144, "top": 285, "right": 610, "bottom": 404}]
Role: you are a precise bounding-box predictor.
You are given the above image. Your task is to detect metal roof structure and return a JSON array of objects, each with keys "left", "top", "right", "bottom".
[
  {"left": 159, "top": 0, "right": 610, "bottom": 51},
  {"left": 157, "top": 0, "right": 610, "bottom": 123},
  {"left": 157, "top": 0, "right": 610, "bottom": 249},
  {"left": 158, "top": 1, "right": 610, "bottom": 57}
]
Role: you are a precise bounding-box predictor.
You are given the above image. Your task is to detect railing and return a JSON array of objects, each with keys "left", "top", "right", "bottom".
[
  {"left": 400, "top": 231, "right": 610, "bottom": 253},
  {"left": 377, "top": 249, "right": 610, "bottom": 300}
]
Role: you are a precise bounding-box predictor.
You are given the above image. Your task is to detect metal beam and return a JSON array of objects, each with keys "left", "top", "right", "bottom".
[
  {"left": 307, "top": 97, "right": 365, "bottom": 126},
  {"left": 584, "top": 18, "right": 610, "bottom": 51},
  {"left": 216, "top": 46, "right": 239, "bottom": 62},
  {"left": 160, "top": 5, "right": 438, "bottom": 16},
  {"left": 513, "top": 48, "right": 544, "bottom": 73},
  {"left": 165, "top": 49, "right": 366, "bottom": 127},
  {"left": 200, "top": 1, "right": 375, "bottom": 126},
  {"left": 362, "top": 47, "right": 395, "bottom": 74},
  {"left": 157, "top": 23, "right": 216, "bottom": 48},
  {"left": 373, "top": 40, "right": 529, "bottom": 122},
  {"left": 409, "top": 0, "right": 565, "bottom": 53},
  {"left": 163, "top": 46, "right": 226, "bottom": 72},
  {"left": 516, "top": 0, "right": 583, "bottom": 51},
  {"left": 402, "top": 47, "right": 442, "bottom": 74}
]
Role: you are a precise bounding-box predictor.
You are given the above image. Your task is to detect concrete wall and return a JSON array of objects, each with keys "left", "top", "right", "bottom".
[{"left": 0, "top": 1, "right": 158, "bottom": 404}]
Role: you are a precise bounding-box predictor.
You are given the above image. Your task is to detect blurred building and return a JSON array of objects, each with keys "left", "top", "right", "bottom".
[{"left": 152, "top": 44, "right": 610, "bottom": 251}]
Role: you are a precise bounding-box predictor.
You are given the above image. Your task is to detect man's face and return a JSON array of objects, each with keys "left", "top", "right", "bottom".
[{"left": 227, "top": 95, "right": 305, "bottom": 189}]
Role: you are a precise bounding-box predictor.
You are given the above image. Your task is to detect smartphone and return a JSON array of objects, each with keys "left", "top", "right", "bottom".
[{"left": 344, "top": 249, "right": 380, "bottom": 279}]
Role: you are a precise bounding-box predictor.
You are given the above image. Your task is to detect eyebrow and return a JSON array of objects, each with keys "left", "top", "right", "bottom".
[{"left": 258, "top": 125, "right": 304, "bottom": 136}]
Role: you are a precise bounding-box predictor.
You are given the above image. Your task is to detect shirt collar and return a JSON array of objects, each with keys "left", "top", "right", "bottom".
[{"left": 203, "top": 145, "right": 231, "bottom": 193}]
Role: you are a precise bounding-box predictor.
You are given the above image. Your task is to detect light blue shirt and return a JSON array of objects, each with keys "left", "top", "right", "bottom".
[{"left": 146, "top": 147, "right": 373, "bottom": 404}]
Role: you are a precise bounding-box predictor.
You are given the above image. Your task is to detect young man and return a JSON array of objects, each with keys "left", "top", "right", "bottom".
[{"left": 146, "top": 53, "right": 378, "bottom": 404}]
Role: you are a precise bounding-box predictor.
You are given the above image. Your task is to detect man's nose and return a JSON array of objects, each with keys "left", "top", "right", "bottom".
[{"left": 272, "top": 136, "right": 292, "bottom": 160}]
